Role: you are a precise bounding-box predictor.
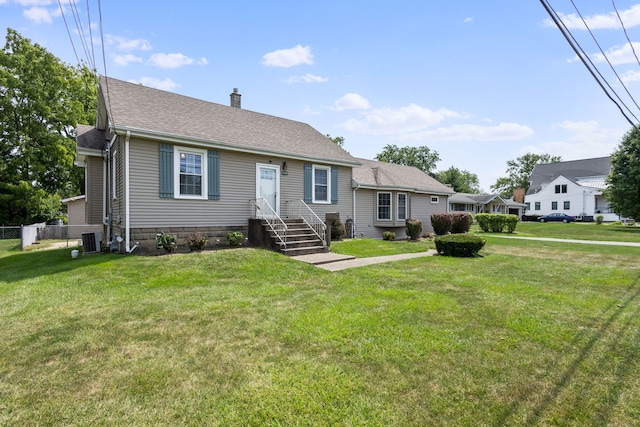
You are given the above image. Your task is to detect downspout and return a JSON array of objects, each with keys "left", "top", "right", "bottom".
[
  {"left": 104, "top": 134, "right": 117, "bottom": 242},
  {"left": 352, "top": 185, "right": 358, "bottom": 238},
  {"left": 124, "top": 131, "right": 131, "bottom": 252}
]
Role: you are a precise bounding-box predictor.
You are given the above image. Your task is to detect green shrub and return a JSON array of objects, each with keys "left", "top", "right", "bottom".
[
  {"left": 186, "top": 231, "right": 208, "bottom": 251},
  {"left": 156, "top": 232, "right": 177, "bottom": 253},
  {"left": 227, "top": 231, "right": 244, "bottom": 247},
  {"left": 405, "top": 218, "right": 423, "bottom": 240},
  {"left": 431, "top": 213, "right": 453, "bottom": 235},
  {"left": 383, "top": 231, "right": 396, "bottom": 241},
  {"left": 331, "top": 219, "right": 346, "bottom": 240},
  {"left": 451, "top": 213, "right": 472, "bottom": 234},
  {"left": 595, "top": 215, "right": 604, "bottom": 225},
  {"left": 476, "top": 214, "right": 519, "bottom": 233},
  {"left": 435, "top": 234, "right": 485, "bottom": 257}
]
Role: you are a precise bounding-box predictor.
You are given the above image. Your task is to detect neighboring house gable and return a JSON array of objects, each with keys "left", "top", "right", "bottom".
[
  {"left": 524, "top": 157, "right": 615, "bottom": 220},
  {"left": 77, "top": 77, "right": 360, "bottom": 252},
  {"left": 449, "top": 193, "right": 524, "bottom": 216},
  {"left": 352, "top": 158, "right": 453, "bottom": 239}
]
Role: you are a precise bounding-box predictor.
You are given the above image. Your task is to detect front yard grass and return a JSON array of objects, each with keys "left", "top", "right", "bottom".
[
  {"left": 330, "top": 237, "right": 434, "bottom": 257},
  {"left": 1, "top": 237, "right": 640, "bottom": 425}
]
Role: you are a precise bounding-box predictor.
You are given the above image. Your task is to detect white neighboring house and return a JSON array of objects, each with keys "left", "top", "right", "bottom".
[{"left": 524, "top": 157, "right": 618, "bottom": 221}]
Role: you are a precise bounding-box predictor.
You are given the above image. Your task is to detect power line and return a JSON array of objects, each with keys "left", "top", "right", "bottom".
[
  {"left": 539, "top": 0, "right": 639, "bottom": 127},
  {"left": 57, "top": 0, "right": 80, "bottom": 65},
  {"left": 612, "top": 0, "right": 640, "bottom": 69},
  {"left": 569, "top": 0, "right": 640, "bottom": 114},
  {"left": 97, "top": 0, "right": 113, "bottom": 125},
  {"left": 85, "top": 0, "right": 96, "bottom": 71}
]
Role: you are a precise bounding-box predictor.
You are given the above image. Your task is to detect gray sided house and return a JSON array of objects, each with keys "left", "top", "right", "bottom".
[
  {"left": 449, "top": 193, "right": 525, "bottom": 217},
  {"left": 76, "top": 77, "right": 360, "bottom": 253},
  {"left": 352, "top": 158, "right": 453, "bottom": 239}
]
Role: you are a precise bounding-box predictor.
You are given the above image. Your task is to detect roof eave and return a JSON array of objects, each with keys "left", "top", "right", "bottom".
[{"left": 112, "top": 126, "right": 362, "bottom": 167}]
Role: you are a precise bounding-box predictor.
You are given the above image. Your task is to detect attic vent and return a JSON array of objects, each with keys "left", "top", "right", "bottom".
[
  {"left": 81, "top": 232, "right": 102, "bottom": 254},
  {"left": 230, "top": 88, "right": 241, "bottom": 108}
]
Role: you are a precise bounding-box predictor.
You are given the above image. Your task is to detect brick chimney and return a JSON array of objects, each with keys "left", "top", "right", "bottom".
[
  {"left": 230, "top": 88, "right": 241, "bottom": 108},
  {"left": 513, "top": 187, "right": 525, "bottom": 203}
]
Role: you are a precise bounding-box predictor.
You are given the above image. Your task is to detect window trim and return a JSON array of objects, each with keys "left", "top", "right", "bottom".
[
  {"left": 535, "top": 202, "right": 541, "bottom": 211},
  {"left": 377, "top": 191, "right": 392, "bottom": 221},
  {"left": 551, "top": 201, "right": 557, "bottom": 210},
  {"left": 174, "top": 146, "right": 208, "bottom": 200},
  {"left": 312, "top": 164, "right": 331, "bottom": 204},
  {"left": 564, "top": 201, "right": 570, "bottom": 210},
  {"left": 430, "top": 196, "right": 439, "bottom": 204},
  {"left": 397, "top": 193, "right": 407, "bottom": 221}
]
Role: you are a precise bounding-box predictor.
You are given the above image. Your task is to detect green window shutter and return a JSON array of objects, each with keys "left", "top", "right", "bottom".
[
  {"left": 208, "top": 150, "right": 220, "bottom": 200},
  {"left": 159, "top": 144, "right": 174, "bottom": 198},
  {"left": 304, "top": 163, "right": 312, "bottom": 203},
  {"left": 331, "top": 166, "right": 338, "bottom": 204}
]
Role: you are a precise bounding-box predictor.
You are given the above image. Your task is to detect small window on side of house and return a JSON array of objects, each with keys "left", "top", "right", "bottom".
[
  {"left": 561, "top": 184, "right": 567, "bottom": 193},
  {"left": 430, "top": 196, "right": 439, "bottom": 204},
  {"left": 551, "top": 201, "right": 557, "bottom": 210},
  {"left": 175, "top": 147, "right": 207, "bottom": 199},
  {"left": 525, "top": 202, "right": 530, "bottom": 210},
  {"left": 535, "top": 202, "right": 541, "bottom": 210},
  {"left": 564, "top": 201, "right": 570, "bottom": 210},
  {"left": 397, "top": 193, "right": 407, "bottom": 221}
]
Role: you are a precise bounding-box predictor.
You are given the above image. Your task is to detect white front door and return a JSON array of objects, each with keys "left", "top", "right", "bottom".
[{"left": 256, "top": 163, "right": 280, "bottom": 217}]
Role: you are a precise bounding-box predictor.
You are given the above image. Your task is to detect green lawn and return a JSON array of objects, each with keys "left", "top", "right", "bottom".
[
  {"left": 1, "top": 234, "right": 640, "bottom": 426},
  {"left": 480, "top": 220, "right": 640, "bottom": 243}
]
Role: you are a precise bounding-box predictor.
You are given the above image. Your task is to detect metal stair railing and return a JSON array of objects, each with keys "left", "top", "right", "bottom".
[
  {"left": 250, "top": 198, "right": 288, "bottom": 248},
  {"left": 284, "top": 199, "right": 326, "bottom": 247}
]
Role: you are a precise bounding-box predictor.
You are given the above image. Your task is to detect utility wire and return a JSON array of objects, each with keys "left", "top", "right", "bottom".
[
  {"left": 569, "top": 0, "right": 640, "bottom": 113},
  {"left": 57, "top": 0, "right": 81, "bottom": 66},
  {"left": 86, "top": 0, "right": 96, "bottom": 71},
  {"left": 69, "top": 0, "right": 94, "bottom": 69},
  {"left": 539, "top": 0, "right": 638, "bottom": 127},
  {"left": 612, "top": 0, "right": 640, "bottom": 69},
  {"left": 98, "top": 0, "right": 113, "bottom": 126}
]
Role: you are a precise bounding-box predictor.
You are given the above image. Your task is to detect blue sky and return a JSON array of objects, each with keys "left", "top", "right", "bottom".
[{"left": 2, "top": 1, "right": 640, "bottom": 192}]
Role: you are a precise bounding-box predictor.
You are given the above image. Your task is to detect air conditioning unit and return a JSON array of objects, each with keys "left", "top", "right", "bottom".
[{"left": 81, "top": 232, "right": 102, "bottom": 254}]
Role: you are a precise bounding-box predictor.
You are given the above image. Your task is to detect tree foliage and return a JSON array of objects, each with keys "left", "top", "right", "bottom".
[
  {"left": 435, "top": 166, "right": 480, "bottom": 193},
  {"left": 490, "top": 153, "right": 562, "bottom": 198},
  {"left": 605, "top": 127, "right": 640, "bottom": 221},
  {"left": 375, "top": 144, "right": 440, "bottom": 175},
  {"left": 326, "top": 134, "right": 345, "bottom": 147},
  {"left": 0, "top": 28, "right": 97, "bottom": 224}
]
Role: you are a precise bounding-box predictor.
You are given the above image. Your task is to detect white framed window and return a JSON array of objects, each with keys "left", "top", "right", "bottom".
[
  {"left": 430, "top": 196, "right": 439, "bottom": 204},
  {"left": 312, "top": 165, "right": 331, "bottom": 203},
  {"left": 174, "top": 147, "right": 207, "bottom": 199},
  {"left": 397, "top": 193, "right": 407, "bottom": 221},
  {"left": 112, "top": 149, "right": 118, "bottom": 200},
  {"left": 377, "top": 192, "right": 392, "bottom": 220}
]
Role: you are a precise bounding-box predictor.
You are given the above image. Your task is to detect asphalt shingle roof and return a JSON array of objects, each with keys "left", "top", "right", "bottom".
[
  {"left": 77, "top": 124, "right": 106, "bottom": 151},
  {"left": 95, "top": 76, "right": 358, "bottom": 165},
  {"left": 527, "top": 156, "right": 611, "bottom": 194},
  {"left": 352, "top": 158, "right": 454, "bottom": 195}
]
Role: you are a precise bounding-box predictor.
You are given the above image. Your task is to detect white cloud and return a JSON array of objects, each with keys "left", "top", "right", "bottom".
[
  {"left": 15, "top": 0, "right": 55, "bottom": 6},
  {"left": 340, "top": 103, "right": 461, "bottom": 135},
  {"left": 197, "top": 57, "right": 208, "bottom": 65},
  {"left": 105, "top": 34, "right": 152, "bottom": 51},
  {"left": 128, "top": 77, "right": 178, "bottom": 91},
  {"left": 285, "top": 73, "right": 328, "bottom": 84},
  {"left": 262, "top": 44, "right": 313, "bottom": 68},
  {"left": 23, "top": 6, "right": 53, "bottom": 23},
  {"left": 400, "top": 122, "right": 534, "bottom": 142},
  {"left": 554, "top": 4, "right": 640, "bottom": 30},
  {"left": 621, "top": 69, "right": 640, "bottom": 83},
  {"left": 148, "top": 52, "right": 194, "bottom": 69},
  {"left": 463, "top": 17, "right": 474, "bottom": 23},
  {"left": 113, "top": 53, "right": 143, "bottom": 66},
  {"left": 333, "top": 93, "right": 371, "bottom": 111},
  {"left": 593, "top": 42, "right": 640, "bottom": 65}
]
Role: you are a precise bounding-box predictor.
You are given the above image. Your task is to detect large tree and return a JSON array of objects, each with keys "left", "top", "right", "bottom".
[
  {"left": 375, "top": 144, "right": 440, "bottom": 175},
  {"left": 435, "top": 166, "right": 481, "bottom": 194},
  {"left": 491, "top": 153, "right": 562, "bottom": 198},
  {"left": 0, "top": 28, "right": 97, "bottom": 224},
  {"left": 605, "top": 127, "right": 640, "bottom": 221}
]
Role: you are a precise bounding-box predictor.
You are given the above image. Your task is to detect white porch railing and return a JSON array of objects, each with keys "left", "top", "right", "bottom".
[
  {"left": 250, "top": 198, "right": 288, "bottom": 248},
  {"left": 285, "top": 199, "right": 327, "bottom": 247}
]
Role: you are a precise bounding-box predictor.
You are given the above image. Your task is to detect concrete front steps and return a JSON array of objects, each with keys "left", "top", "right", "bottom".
[{"left": 268, "top": 218, "right": 328, "bottom": 256}]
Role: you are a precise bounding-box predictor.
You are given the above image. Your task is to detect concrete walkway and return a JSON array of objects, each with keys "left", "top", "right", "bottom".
[
  {"left": 490, "top": 235, "right": 640, "bottom": 247},
  {"left": 291, "top": 250, "right": 437, "bottom": 271}
]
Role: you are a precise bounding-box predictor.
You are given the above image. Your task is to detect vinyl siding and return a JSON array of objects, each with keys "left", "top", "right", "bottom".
[
  {"left": 354, "top": 189, "right": 448, "bottom": 238},
  {"left": 126, "top": 138, "right": 353, "bottom": 228},
  {"left": 85, "top": 156, "right": 104, "bottom": 224}
]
